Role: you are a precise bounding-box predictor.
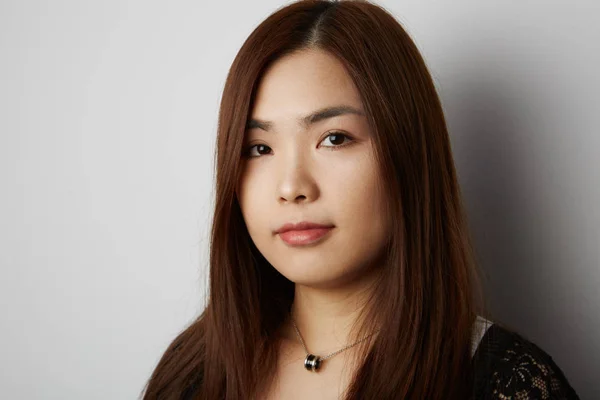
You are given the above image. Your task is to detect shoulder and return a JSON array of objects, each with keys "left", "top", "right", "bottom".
[{"left": 471, "top": 321, "right": 580, "bottom": 399}]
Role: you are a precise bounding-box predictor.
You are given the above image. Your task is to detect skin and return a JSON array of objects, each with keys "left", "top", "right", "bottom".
[{"left": 237, "top": 48, "right": 391, "bottom": 399}]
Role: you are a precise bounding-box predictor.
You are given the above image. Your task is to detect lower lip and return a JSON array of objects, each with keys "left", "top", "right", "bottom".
[{"left": 278, "top": 228, "right": 333, "bottom": 246}]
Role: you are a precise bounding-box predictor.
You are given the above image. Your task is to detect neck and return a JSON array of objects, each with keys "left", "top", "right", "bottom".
[{"left": 287, "top": 266, "right": 381, "bottom": 354}]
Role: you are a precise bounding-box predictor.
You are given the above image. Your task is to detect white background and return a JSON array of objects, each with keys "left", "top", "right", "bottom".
[{"left": 1, "top": 1, "right": 598, "bottom": 398}]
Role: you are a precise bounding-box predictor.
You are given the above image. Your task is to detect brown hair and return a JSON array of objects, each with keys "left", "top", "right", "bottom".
[{"left": 142, "top": 1, "right": 487, "bottom": 399}]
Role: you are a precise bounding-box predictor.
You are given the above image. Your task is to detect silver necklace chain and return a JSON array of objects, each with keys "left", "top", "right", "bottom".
[{"left": 290, "top": 317, "right": 379, "bottom": 371}]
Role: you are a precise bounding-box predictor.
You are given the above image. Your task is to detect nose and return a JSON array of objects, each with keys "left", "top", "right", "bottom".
[{"left": 276, "top": 153, "right": 319, "bottom": 205}]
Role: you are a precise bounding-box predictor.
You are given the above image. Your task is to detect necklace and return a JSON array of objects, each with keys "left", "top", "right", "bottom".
[{"left": 290, "top": 317, "right": 379, "bottom": 372}]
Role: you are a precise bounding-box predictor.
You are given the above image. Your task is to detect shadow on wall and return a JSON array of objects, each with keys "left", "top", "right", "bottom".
[{"left": 441, "top": 66, "right": 596, "bottom": 397}]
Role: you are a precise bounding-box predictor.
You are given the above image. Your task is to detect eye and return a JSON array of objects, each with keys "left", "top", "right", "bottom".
[
  {"left": 242, "top": 131, "right": 354, "bottom": 158},
  {"left": 319, "top": 131, "right": 354, "bottom": 149},
  {"left": 243, "top": 143, "right": 272, "bottom": 158}
]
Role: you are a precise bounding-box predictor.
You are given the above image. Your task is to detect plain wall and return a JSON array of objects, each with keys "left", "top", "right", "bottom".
[{"left": 0, "top": 1, "right": 597, "bottom": 398}]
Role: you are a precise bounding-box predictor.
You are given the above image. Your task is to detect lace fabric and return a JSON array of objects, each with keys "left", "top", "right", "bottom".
[{"left": 471, "top": 323, "right": 580, "bottom": 399}]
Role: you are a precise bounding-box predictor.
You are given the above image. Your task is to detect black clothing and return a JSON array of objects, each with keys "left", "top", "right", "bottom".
[{"left": 471, "top": 323, "right": 579, "bottom": 399}]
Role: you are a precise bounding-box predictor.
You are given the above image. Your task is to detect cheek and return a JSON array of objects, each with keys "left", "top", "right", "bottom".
[
  {"left": 336, "top": 154, "right": 385, "bottom": 210},
  {"left": 339, "top": 159, "right": 390, "bottom": 243},
  {"left": 238, "top": 169, "right": 270, "bottom": 234},
  {"left": 238, "top": 164, "right": 259, "bottom": 208}
]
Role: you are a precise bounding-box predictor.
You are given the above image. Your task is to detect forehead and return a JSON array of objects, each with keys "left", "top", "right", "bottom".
[{"left": 250, "top": 49, "right": 363, "bottom": 122}]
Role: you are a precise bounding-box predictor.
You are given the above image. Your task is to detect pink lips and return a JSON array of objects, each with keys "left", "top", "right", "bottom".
[{"left": 275, "top": 222, "right": 334, "bottom": 246}]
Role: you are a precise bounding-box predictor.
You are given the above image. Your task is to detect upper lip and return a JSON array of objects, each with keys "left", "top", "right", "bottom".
[{"left": 275, "top": 221, "right": 334, "bottom": 234}]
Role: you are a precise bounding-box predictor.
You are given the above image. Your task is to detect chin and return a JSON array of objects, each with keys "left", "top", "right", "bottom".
[{"left": 277, "top": 266, "right": 357, "bottom": 289}]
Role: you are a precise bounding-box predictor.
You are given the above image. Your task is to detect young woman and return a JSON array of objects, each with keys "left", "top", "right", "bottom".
[{"left": 143, "top": 1, "right": 579, "bottom": 399}]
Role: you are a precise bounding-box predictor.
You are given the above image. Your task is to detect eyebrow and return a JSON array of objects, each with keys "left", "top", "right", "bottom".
[{"left": 246, "top": 105, "right": 365, "bottom": 131}]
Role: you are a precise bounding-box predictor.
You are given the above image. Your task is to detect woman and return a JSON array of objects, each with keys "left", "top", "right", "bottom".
[{"left": 143, "top": 1, "right": 579, "bottom": 398}]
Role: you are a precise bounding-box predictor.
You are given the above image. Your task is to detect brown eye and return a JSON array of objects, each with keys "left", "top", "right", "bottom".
[
  {"left": 244, "top": 144, "right": 272, "bottom": 158},
  {"left": 320, "top": 132, "right": 353, "bottom": 148}
]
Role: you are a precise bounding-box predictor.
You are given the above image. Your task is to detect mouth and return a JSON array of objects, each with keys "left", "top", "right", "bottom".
[{"left": 276, "top": 225, "right": 335, "bottom": 247}]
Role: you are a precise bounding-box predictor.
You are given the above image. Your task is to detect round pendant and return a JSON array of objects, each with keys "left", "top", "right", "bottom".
[{"left": 304, "top": 354, "right": 322, "bottom": 372}]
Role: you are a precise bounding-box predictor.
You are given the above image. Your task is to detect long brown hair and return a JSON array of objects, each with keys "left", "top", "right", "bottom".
[{"left": 142, "top": 1, "right": 487, "bottom": 398}]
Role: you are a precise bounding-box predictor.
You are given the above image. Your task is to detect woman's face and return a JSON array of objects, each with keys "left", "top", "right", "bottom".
[{"left": 238, "top": 49, "right": 390, "bottom": 289}]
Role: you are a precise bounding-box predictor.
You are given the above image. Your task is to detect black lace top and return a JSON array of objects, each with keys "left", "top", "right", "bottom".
[{"left": 471, "top": 322, "right": 579, "bottom": 399}]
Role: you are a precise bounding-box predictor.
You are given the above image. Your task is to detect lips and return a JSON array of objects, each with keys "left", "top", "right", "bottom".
[
  {"left": 275, "top": 221, "right": 333, "bottom": 234},
  {"left": 275, "top": 222, "right": 335, "bottom": 246}
]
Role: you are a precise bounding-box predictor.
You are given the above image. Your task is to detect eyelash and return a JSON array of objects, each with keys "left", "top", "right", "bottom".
[{"left": 242, "top": 131, "right": 354, "bottom": 159}]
